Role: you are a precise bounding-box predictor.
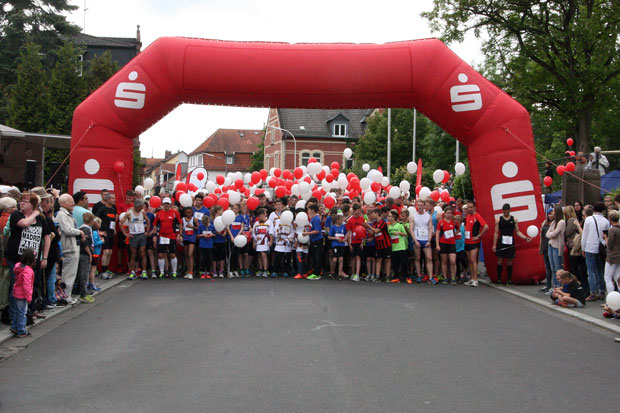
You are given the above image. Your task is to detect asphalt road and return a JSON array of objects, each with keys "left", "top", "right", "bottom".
[{"left": 1, "top": 278, "right": 618, "bottom": 412}]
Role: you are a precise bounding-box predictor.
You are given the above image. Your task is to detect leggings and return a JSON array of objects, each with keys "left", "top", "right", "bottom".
[
  {"left": 199, "top": 248, "right": 212, "bottom": 273},
  {"left": 391, "top": 250, "right": 408, "bottom": 280},
  {"left": 310, "top": 241, "right": 323, "bottom": 275}
]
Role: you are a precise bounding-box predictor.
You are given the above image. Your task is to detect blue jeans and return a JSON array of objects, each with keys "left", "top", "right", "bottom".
[
  {"left": 543, "top": 253, "right": 553, "bottom": 289},
  {"left": 10, "top": 297, "right": 28, "bottom": 335},
  {"left": 585, "top": 252, "right": 604, "bottom": 294},
  {"left": 547, "top": 245, "right": 563, "bottom": 286},
  {"left": 46, "top": 262, "right": 57, "bottom": 305}
]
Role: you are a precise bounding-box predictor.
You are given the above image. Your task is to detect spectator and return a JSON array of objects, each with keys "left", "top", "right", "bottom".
[
  {"left": 0, "top": 196, "right": 17, "bottom": 309},
  {"left": 550, "top": 270, "right": 586, "bottom": 308},
  {"left": 546, "top": 205, "right": 566, "bottom": 281},
  {"left": 72, "top": 191, "right": 90, "bottom": 227},
  {"left": 573, "top": 201, "right": 584, "bottom": 226},
  {"left": 538, "top": 208, "right": 553, "bottom": 293},
  {"left": 585, "top": 147, "right": 609, "bottom": 176},
  {"left": 604, "top": 210, "right": 620, "bottom": 296},
  {"left": 55, "top": 194, "right": 84, "bottom": 305},
  {"left": 564, "top": 205, "right": 587, "bottom": 292},
  {"left": 582, "top": 203, "right": 610, "bottom": 301}
]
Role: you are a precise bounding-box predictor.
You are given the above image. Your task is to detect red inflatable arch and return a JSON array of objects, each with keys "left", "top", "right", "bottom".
[{"left": 69, "top": 37, "right": 544, "bottom": 284}]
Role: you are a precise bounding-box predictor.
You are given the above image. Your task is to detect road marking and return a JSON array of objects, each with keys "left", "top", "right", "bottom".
[{"left": 311, "top": 320, "right": 362, "bottom": 331}]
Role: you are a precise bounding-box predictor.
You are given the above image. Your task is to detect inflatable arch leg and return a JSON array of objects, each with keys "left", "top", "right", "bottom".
[{"left": 69, "top": 37, "right": 544, "bottom": 284}]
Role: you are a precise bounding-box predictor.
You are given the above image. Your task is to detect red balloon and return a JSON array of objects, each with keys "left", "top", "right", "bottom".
[
  {"left": 216, "top": 174, "right": 225, "bottom": 185},
  {"left": 273, "top": 168, "right": 282, "bottom": 177},
  {"left": 217, "top": 197, "right": 229, "bottom": 210},
  {"left": 294, "top": 167, "right": 303, "bottom": 179},
  {"left": 353, "top": 225, "right": 366, "bottom": 240},
  {"left": 349, "top": 177, "right": 360, "bottom": 190},
  {"left": 175, "top": 191, "right": 185, "bottom": 201},
  {"left": 275, "top": 186, "right": 286, "bottom": 198},
  {"left": 251, "top": 171, "right": 261, "bottom": 184},
  {"left": 331, "top": 162, "right": 340, "bottom": 170},
  {"left": 304, "top": 176, "right": 312, "bottom": 183},
  {"left": 570, "top": 151, "right": 575, "bottom": 156},
  {"left": 325, "top": 174, "right": 334, "bottom": 183},
  {"left": 316, "top": 170, "right": 326, "bottom": 180},
  {"left": 567, "top": 138, "right": 574, "bottom": 146},
  {"left": 260, "top": 169, "right": 268, "bottom": 180},
  {"left": 149, "top": 195, "right": 162, "bottom": 208},
  {"left": 371, "top": 182, "right": 381, "bottom": 192},
  {"left": 214, "top": 187, "right": 221, "bottom": 195},
  {"left": 203, "top": 196, "right": 214, "bottom": 208},
  {"left": 308, "top": 157, "right": 317, "bottom": 164},
  {"left": 543, "top": 176, "right": 552, "bottom": 187},
  {"left": 312, "top": 189, "right": 323, "bottom": 199},
  {"left": 324, "top": 196, "right": 335, "bottom": 209},
  {"left": 285, "top": 180, "right": 294, "bottom": 190},
  {"left": 565, "top": 161, "right": 575, "bottom": 172},
  {"left": 331, "top": 168, "right": 339, "bottom": 177},
  {"left": 268, "top": 178, "right": 277, "bottom": 188},
  {"left": 449, "top": 197, "right": 455, "bottom": 203},
  {"left": 255, "top": 188, "right": 264, "bottom": 195},
  {"left": 247, "top": 197, "right": 259, "bottom": 210},
  {"left": 197, "top": 172, "right": 205, "bottom": 180},
  {"left": 235, "top": 179, "right": 244, "bottom": 189},
  {"left": 349, "top": 189, "right": 358, "bottom": 198},
  {"left": 430, "top": 190, "right": 440, "bottom": 202},
  {"left": 220, "top": 193, "right": 230, "bottom": 199},
  {"left": 556, "top": 165, "right": 566, "bottom": 176},
  {"left": 441, "top": 191, "right": 450, "bottom": 202},
  {"left": 347, "top": 172, "right": 356, "bottom": 181},
  {"left": 282, "top": 169, "right": 292, "bottom": 180},
  {"left": 442, "top": 170, "right": 450, "bottom": 184},
  {"left": 176, "top": 182, "right": 187, "bottom": 192},
  {"left": 113, "top": 161, "right": 124, "bottom": 173},
  {"left": 415, "top": 185, "right": 422, "bottom": 195}
]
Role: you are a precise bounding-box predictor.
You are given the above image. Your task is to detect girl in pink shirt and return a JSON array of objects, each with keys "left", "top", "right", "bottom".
[{"left": 10, "top": 248, "right": 36, "bottom": 338}]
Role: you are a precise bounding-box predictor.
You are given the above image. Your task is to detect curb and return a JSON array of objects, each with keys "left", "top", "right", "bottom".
[
  {"left": 480, "top": 279, "right": 620, "bottom": 335},
  {"left": 0, "top": 276, "right": 127, "bottom": 345}
]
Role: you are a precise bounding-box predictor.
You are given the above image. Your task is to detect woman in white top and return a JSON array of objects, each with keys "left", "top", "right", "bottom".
[
  {"left": 410, "top": 200, "right": 434, "bottom": 282},
  {"left": 546, "top": 205, "right": 566, "bottom": 283}
]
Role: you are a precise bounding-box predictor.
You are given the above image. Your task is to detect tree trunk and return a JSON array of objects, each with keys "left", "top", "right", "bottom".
[{"left": 576, "top": 96, "right": 594, "bottom": 154}]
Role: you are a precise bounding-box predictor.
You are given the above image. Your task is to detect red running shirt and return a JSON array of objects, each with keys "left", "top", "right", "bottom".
[
  {"left": 346, "top": 215, "right": 366, "bottom": 244},
  {"left": 464, "top": 213, "right": 487, "bottom": 244},
  {"left": 153, "top": 209, "right": 182, "bottom": 239},
  {"left": 438, "top": 219, "right": 457, "bottom": 245}
]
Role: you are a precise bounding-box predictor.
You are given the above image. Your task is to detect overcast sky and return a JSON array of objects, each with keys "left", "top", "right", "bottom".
[{"left": 66, "top": 0, "right": 482, "bottom": 158}]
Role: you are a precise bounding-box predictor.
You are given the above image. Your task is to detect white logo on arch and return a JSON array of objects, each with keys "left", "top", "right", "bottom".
[
  {"left": 450, "top": 73, "right": 482, "bottom": 112},
  {"left": 490, "top": 162, "right": 537, "bottom": 222},
  {"left": 114, "top": 71, "right": 146, "bottom": 109},
  {"left": 74, "top": 158, "right": 114, "bottom": 204}
]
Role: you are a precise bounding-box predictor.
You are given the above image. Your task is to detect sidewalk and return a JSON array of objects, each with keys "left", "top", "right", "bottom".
[
  {"left": 0, "top": 275, "right": 127, "bottom": 345},
  {"left": 480, "top": 279, "right": 620, "bottom": 335}
]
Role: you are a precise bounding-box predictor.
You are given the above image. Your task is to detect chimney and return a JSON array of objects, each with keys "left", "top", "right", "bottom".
[
  {"left": 136, "top": 25, "right": 142, "bottom": 52},
  {"left": 165, "top": 150, "right": 172, "bottom": 159}
]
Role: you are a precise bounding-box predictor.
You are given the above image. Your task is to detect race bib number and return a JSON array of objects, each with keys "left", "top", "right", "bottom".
[
  {"left": 202, "top": 231, "right": 210, "bottom": 235},
  {"left": 336, "top": 233, "right": 345, "bottom": 239},
  {"left": 258, "top": 228, "right": 267, "bottom": 234},
  {"left": 375, "top": 232, "right": 384, "bottom": 240},
  {"left": 232, "top": 223, "right": 242, "bottom": 230},
  {"left": 502, "top": 235, "right": 513, "bottom": 245},
  {"left": 194, "top": 212, "right": 204, "bottom": 221},
  {"left": 391, "top": 236, "right": 400, "bottom": 244},
  {"left": 444, "top": 230, "right": 454, "bottom": 239},
  {"left": 109, "top": 221, "right": 115, "bottom": 231},
  {"left": 415, "top": 227, "right": 428, "bottom": 239},
  {"left": 159, "top": 237, "right": 170, "bottom": 245},
  {"left": 280, "top": 225, "right": 290, "bottom": 234},
  {"left": 185, "top": 229, "right": 194, "bottom": 235},
  {"left": 465, "top": 231, "right": 471, "bottom": 240}
]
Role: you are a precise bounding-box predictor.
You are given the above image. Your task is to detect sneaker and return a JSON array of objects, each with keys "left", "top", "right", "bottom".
[
  {"left": 90, "top": 283, "right": 102, "bottom": 292},
  {"left": 294, "top": 273, "right": 305, "bottom": 279},
  {"left": 16, "top": 330, "right": 32, "bottom": 338},
  {"left": 351, "top": 274, "right": 360, "bottom": 282},
  {"left": 67, "top": 297, "right": 79, "bottom": 305},
  {"left": 46, "top": 303, "right": 58, "bottom": 309},
  {"left": 172, "top": 272, "right": 177, "bottom": 279},
  {"left": 271, "top": 272, "right": 279, "bottom": 278},
  {"left": 151, "top": 270, "right": 157, "bottom": 278},
  {"left": 184, "top": 273, "right": 191, "bottom": 279},
  {"left": 262, "top": 271, "right": 269, "bottom": 278},
  {"left": 415, "top": 276, "right": 422, "bottom": 283},
  {"left": 441, "top": 279, "right": 448, "bottom": 285},
  {"left": 586, "top": 294, "right": 598, "bottom": 302},
  {"left": 141, "top": 271, "right": 148, "bottom": 279},
  {"left": 406, "top": 278, "right": 412, "bottom": 284},
  {"left": 422, "top": 275, "right": 429, "bottom": 283},
  {"left": 79, "top": 295, "right": 95, "bottom": 303},
  {"left": 307, "top": 274, "right": 321, "bottom": 280},
  {"left": 186, "top": 273, "right": 194, "bottom": 280},
  {"left": 437, "top": 275, "right": 445, "bottom": 281},
  {"left": 470, "top": 280, "right": 479, "bottom": 287},
  {"left": 391, "top": 278, "right": 400, "bottom": 283},
  {"left": 159, "top": 272, "right": 165, "bottom": 279},
  {"left": 430, "top": 276, "right": 439, "bottom": 285},
  {"left": 495, "top": 280, "right": 502, "bottom": 286},
  {"left": 464, "top": 279, "right": 474, "bottom": 286},
  {"left": 128, "top": 272, "right": 136, "bottom": 280},
  {"left": 450, "top": 279, "right": 457, "bottom": 286},
  {"left": 506, "top": 281, "right": 513, "bottom": 287},
  {"left": 539, "top": 286, "right": 550, "bottom": 293}
]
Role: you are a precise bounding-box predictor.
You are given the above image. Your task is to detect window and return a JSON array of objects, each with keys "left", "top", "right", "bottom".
[
  {"left": 77, "top": 54, "right": 83, "bottom": 77},
  {"left": 301, "top": 152, "right": 310, "bottom": 166},
  {"left": 226, "top": 154, "right": 234, "bottom": 165},
  {"left": 345, "top": 158, "right": 354, "bottom": 170},
  {"left": 333, "top": 124, "right": 347, "bottom": 137},
  {"left": 270, "top": 129, "right": 275, "bottom": 145},
  {"left": 300, "top": 150, "right": 323, "bottom": 166},
  {"left": 275, "top": 152, "right": 280, "bottom": 169}
]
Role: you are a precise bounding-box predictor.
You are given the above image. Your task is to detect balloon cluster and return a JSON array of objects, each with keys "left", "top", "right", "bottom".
[{"left": 544, "top": 137, "right": 577, "bottom": 187}]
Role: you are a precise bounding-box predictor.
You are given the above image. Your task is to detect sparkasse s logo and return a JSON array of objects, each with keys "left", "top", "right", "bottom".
[{"left": 114, "top": 71, "right": 146, "bottom": 109}]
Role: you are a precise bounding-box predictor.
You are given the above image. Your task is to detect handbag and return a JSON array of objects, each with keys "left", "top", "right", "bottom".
[{"left": 593, "top": 217, "right": 607, "bottom": 261}]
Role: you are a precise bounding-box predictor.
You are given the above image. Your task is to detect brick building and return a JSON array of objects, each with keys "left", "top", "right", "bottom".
[
  {"left": 264, "top": 108, "right": 373, "bottom": 171},
  {"left": 188, "top": 129, "right": 264, "bottom": 181}
]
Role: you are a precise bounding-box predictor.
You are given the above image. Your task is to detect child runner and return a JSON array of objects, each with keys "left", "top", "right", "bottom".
[
  {"left": 237, "top": 202, "right": 252, "bottom": 276},
  {"left": 328, "top": 214, "right": 347, "bottom": 279},
  {"left": 411, "top": 199, "right": 433, "bottom": 283},
  {"left": 294, "top": 212, "right": 311, "bottom": 279},
  {"left": 181, "top": 206, "right": 199, "bottom": 279},
  {"left": 388, "top": 211, "right": 408, "bottom": 283},
  {"left": 10, "top": 248, "right": 36, "bottom": 338},
  {"left": 304, "top": 204, "right": 323, "bottom": 280},
  {"left": 89, "top": 217, "right": 103, "bottom": 291},
  {"left": 211, "top": 205, "right": 227, "bottom": 278},
  {"left": 252, "top": 208, "right": 273, "bottom": 277},
  {"left": 197, "top": 215, "right": 214, "bottom": 279},
  {"left": 227, "top": 204, "right": 243, "bottom": 277},
  {"left": 346, "top": 204, "right": 366, "bottom": 282},
  {"left": 77, "top": 213, "right": 95, "bottom": 303},
  {"left": 454, "top": 215, "right": 469, "bottom": 282},
  {"left": 364, "top": 208, "right": 391, "bottom": 282},
  {"left": 273, "top": 208, "right": 293, "bottom": 277},
  {"left": 464, "top": 200, "right": 488, "bottom": 287}
]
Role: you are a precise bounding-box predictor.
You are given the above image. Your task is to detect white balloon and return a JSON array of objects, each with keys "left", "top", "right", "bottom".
[
  {"left": 299, "top": 181, "right": 311, "bottom": 194},
  {"left": 388, "top": 186, "right": 401, "bottom": 199},
  {"left": 227, "top": 172, "right": 235, "bottom": 178},
  {"left": 269, "top": 167, "right": 276, "bottom": 176},
  {"left": 526, "top": 225, "right": 539, "bottom": 238},
  {"left": 434, "top": 206, "right": 443, "bottom": 214},
  {"left": 206, "top": 181, "right": 216, "bottom": 192},
  {"left": 433, "top": 169, "right": 444, "bottom": 184},
  {"left": 606, "top": 291, "right": 620, "bottom": 311},
  {"left": 399, "top": 180, "right": 410, "bottom": 193},
  {"left": 360, "top": 177, "right": 371, "bottom": 190},
  {"left": 344, "top": 148, "right": 353, "bottom": 159},
  {"left": 338, "top": 175, "right": 348, "bottom": 190},
  {"left": 143, "top": 178, "right": 154, "bottom": 190},
  {"left": 222, "top": 209, "right": 235, "bottom": 226},
  {"left": 295, "top": 211, "right": 309, "bottom": 226},
  {"left": 280, "top": 210, "right": 294, "bottom": 225},
  {"left": 407, "top": 206, "right": 416, "bottom": 216},
  {"left": 291, "top": 184, "right": 300, "bottom": 196},
  {"left": 265, "top": 191, "right": 272, "bottom": 200},
  {"left": 362, "top": 163, "right": 370, "bottom": 172},
  {"left": 214, "top": 216, "right": 226, "bottom": 232},
  {"left": 407, "top": 161, "right": 418, "bottom": 174},
  {"left": 301, "top": 191, "right": 312, "bottom": 201},
  {"left": 300, "top": 165, "right": 307, "bottom": 175},
  {"left": 296, "top": 200, "right": 307, "bottom": 210},
  {"left": 419, "top": 186, "right": 431, "bottom": 199},
  {"left": 135, "top": 185, "right": 145, "bottom": 195},
  {"left": 234, "top": 234, "right": 248, "bottom": 248},
  {"left": 297, "top": 233, "right": 309, "bottom": 244},
  {"left": 224, "top": 177, "right": 232, "bottom": 186},
  {"left": 322, "top": 180, "right": 332, "bottom": 192},
  {"left": 307, "top": 162, "right": 321, "bottom": 175},
  {"left": 363, "top": 192, "right": 376, "bottom": 205},
  {"left": 244, "top": 173, "right": 252, "bottom": 183},
  {"left": 455, "top": 162, "right": 466, "bottom": 176},
  {"left": 370, "top": 169, "right": 383, "bottom": 183},
  {"left": 228, "top": 190, "right": 241, "bottom": 205},
  {"left": 381, "top": 176, "right": 390, "bottom": 187},
  {"left": 235, "top": 172, "right": 243, "bottom": 182},
  {"left": 179, "top": 193, "right": 193, "bottom": 207},
  {"left": 323, "top": 165, "right": 331, "bottom": 174}
]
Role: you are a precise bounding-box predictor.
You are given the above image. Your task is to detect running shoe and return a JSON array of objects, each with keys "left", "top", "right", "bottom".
[
  {"left": 307, "top": 274, "right": 321, "bottom": 280},
  {"left": 415, "top": 276, "right": 422, "bottom": 283},
  {"left": 421, "top": 275, "right": 429, "bottom": 283},
  {"left": 271, "top": 272, "right": 279, "bottom": 278},
  {"left": 450, "top": 279, "right": 457, "bottom": 286},
  {"left": 141, "top": 271, "right": 148, "bottom": 279},
  {"left": 185, "top": 273, "right": 194, "bottom": 280},
  {"left": 90, "top": 283, "right": 102, "bottom": 292},
  {"left": 470, "top": 280, "right": 479, "bottom": 287},
  {"left": 391, "top": 278, "right": 400, "bottom": 283},
  {"left": 172, "top": 272, "right": 177, "bottom": 279},
  {"left": 406, "top": 278, "right": 413, "bottom": 284},
  {"left": 159, "top": 272, "right": 165, "bottom": 279},
  {"left": 200, "top": 274, "right": 206, "bottom": 279},
  {"left": 539, "top": 286, "right": 549, "bottom": 293},
  {"left": 430, "top": 276, "right": 439, "bottom": 285},
  {"left": 282, "top": 273, "right": 289, "bottom": 278},
  {"left": 294, "top": 273, "right": 304, "bottom": 279},
  {"left": 79, "top": 295, "right": 95, "bottom": 303},
  {"left": 506, "top": 281, "right": 513, "bottom": 287},
  {"left": 351, "top": 274, "right": 360, "bottom": 282},
  {"left": 441, "top": 279, "right": 448, "bottom": 285},
  {"left": 128, "top": 272, "right": 136, "bottom": 280}
]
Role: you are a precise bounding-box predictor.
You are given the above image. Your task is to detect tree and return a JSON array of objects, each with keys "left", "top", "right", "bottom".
[
  {"left": 82, "top": 51, "right": 119, "bottom": 98},
  {"left": 0, "top": 0, "right": 80, "bottom": 122},
  {"left": 47, "top": 41, "right": 84, "bottom": 135},
  {"left": 423, "top": 1, "right": 620, "bottom": 154},
  {"left": 6, "top": 43, "right": 48, "bottom": 133},
  {"left": 250, "top": 139, "right": 265, "bottom": 171}
]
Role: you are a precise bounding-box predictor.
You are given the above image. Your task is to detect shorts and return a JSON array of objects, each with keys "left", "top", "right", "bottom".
[
  {"left": 332, "top": 246, "right": 345, "bottom": 258},
  {"left": 213, "top": 242, "right": 226, "bottom": 261},
  {"left": 350, "top": 243, "right": 362, "bottom": 257},
  {"left": 117, "top": 231, "right": 127, "bottom": 249},
  {"left": 103, "top": 231, "right": 115, "bottom": 250},
  {"left": 416, "top": 240, "right": 428, "bottom": 248},
  {"left": 464, "top": 242, "right": 481, "bottom": 251},
  {"left": 237, "top": 244, "right": 251, "bottom": 255},
  {"left": 183, "top": 238, "right": 196, "bottom": 245},
  {"left": 129, "top": 233, "right": 147, "bottom": 248},
  {"left": 146, "top": 235, "right": 154, "bottom": 250},
  {"left": 375, "top": 247, "right": 391, "bottom": 259},
  {"left": 439, "top": 242, "right": 456, "bottom": 254},
  {"left": 364, "top": 245, "right": 376, "bottom": 259},
  {"left": 496, "top": 243, "right": 515, "bottom": 259},
  {"left": 156, "top": 237, "right": 177, "bottom": 254}
]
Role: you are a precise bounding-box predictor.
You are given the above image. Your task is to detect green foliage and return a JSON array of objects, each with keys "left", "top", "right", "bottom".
[
  {"left": 452, "top": 169, "right": 474, "bottom": 200},
  {"left": 250, "top": 139, "right": 265, "bottom": 171},
  {"left": 7, "top": 43, "right": 49, "bottom": 132},
  {"left": 133, "top": 146, "right": 142, "bottom": 188},
  {"left": 423, "top": 1, "right": 620, "bottom": 154},
  {"left": 47, "top": 41, "right": 84, "bottom": 135},
  {"left": 82, "top": 51, "right": 119, "bottom": 97}
]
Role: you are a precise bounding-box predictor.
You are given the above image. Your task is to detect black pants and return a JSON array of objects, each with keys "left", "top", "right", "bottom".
[
  {"left": 310, "top": 240, "right": 323, "bottom": 275},
  {"left": 199, "top": 248, "right": 212, "bottom": 273},
  {"left": 227, "top": 240, "right": 238, "bottom": 271},
  {"left": 457, "top": 250, "right": 468, "bottom": 275},
  {"left": 391, "top": 250, "right": 408, "bottom": 280},
  {"left": 273, "top": 251, "right": 286, "bottom": 273}
]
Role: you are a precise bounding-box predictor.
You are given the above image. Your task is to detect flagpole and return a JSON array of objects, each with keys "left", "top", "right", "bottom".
[
  {"left": 412, "top": 108, "right": 417, "bottom": 162},
  {"left": 387, "top": 108, "right": 391, "bottom": 180}
]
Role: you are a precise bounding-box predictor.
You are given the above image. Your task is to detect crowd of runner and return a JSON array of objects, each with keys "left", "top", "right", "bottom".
[{"left": 1, "top": 182, "right": 619, "bottom": 338}]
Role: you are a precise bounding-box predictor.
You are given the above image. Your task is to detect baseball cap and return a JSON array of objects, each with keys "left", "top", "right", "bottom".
[{"left": 163, "top": 197, "right": 171, "bottom": 204}]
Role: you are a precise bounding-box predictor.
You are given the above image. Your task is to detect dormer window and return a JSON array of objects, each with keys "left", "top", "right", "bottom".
[{"left": 333, "top": 124, "right": 347, "bottom": 137}]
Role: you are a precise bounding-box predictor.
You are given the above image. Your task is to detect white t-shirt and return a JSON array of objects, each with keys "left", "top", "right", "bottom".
[
  {"left": 413, "top": 211, "right": 430, "bottom": 241},
  {"left": 252, "top": 219, "right": 274, "bottom": 252}
]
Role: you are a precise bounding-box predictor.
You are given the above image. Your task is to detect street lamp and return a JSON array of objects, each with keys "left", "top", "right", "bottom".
[{"left": 266, "top": 125, "right": 297, "bottom": 169}]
